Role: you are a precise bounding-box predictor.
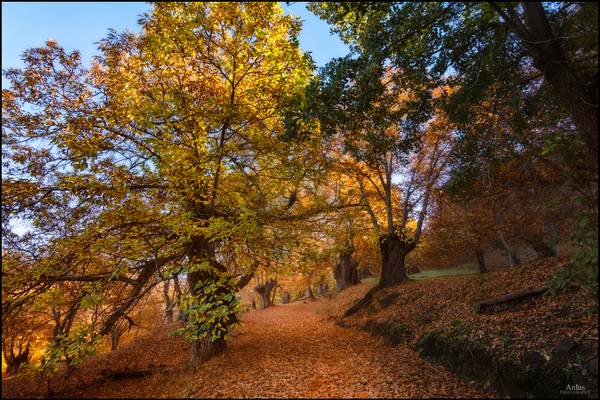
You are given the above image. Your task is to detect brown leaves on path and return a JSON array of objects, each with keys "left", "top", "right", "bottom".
[
  {"left": 74, "top": 300, "right": 487, "bottom": 397},
  {"left": 3, "top": 279, "right": 490, "bottom": 398},
  {"left": 176, "top": 300, "right": 489, "bottom": 398}
]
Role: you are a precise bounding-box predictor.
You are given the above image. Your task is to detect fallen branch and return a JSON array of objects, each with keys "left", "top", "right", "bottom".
[{"left": 475, "top": 287, "right": 547, "bottom": 313}]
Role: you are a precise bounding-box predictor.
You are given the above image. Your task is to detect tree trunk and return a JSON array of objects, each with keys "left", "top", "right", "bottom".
[
  {"left": 378, "top": 233, "right": 413, "bottom": 287},
  {"left": 281, "top": 292, "right": 291, "bottom": 304},
  {"left": 173, "top": 274, "right": 182, "bottom": 320},
  {"left": 4, "top": 341, "right": 30, "bottom": 376},
  {"left": 476, "top": 287, "right": 547, "bottom": 313},
  {"left": 254, "top": 278, "right": 277, "bottom": 309},
  {"left": 493, "top": 2, "right": 598, "bottom": 168},
  {"left": 162, "top": 279, "right": 174, "bottom": 323},
  {"left": 304, "top": 286, "right": 315, "bottom": 300},
  {"left": 317, "top": 283, "right": 329, "bottom": 296},
  {"left": 508, "top": 249, "right": 521, "bottom": 267},
  {"left": 497, "top": 231, "right": 521, "bottom": 267},
  {"left": 520, "top": 2, "right": 598, "bottom": 168},
  {"left": 110, "top": 316, "right": 133, "bottom": 351},
  {"left": 334, "top": 248, "right": 359, "bottom": 291},
  {"left": 186, "top": 235, "right": 229, "bottom": 366},
  {"left": 111, "top": 325, "right": 124, "bottom": 351},
  {"left": 189, "top": 336, "right": 226, "bottom": 367},
  {"left": 476, "top": 249, "right": 487, "bottom": 273},
  {"left": 270, "top": 284, "right": 278, "bottom": 305}
]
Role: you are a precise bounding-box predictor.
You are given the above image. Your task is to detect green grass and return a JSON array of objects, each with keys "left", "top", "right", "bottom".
[{"left": 408, "top": 263, "right": 480, "bottom": 280}]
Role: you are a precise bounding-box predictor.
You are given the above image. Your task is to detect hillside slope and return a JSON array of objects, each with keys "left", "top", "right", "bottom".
[{"left": 324, "top": 256, "right": 598, "bottom": 398}]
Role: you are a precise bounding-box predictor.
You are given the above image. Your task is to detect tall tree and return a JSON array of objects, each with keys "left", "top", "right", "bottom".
[
  {"left": 2, "top": 2, "right": 314, "bottom": 368},
  {"left": 309, "top": 64, "right": 453, "bottom": 291}
]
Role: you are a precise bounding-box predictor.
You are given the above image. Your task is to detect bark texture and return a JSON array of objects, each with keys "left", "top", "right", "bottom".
[
  {"left": 162, "top": 279, "right": 174, "bottom": 323},
  {"left": 317, "top": 283, "right": 329, "bottom": 296},
  {"left": 190, "top": 336, "right": 226, "bottom": 367},
  {"left": 334, "top": 247, "right": 359, "bottom": 291},
  {"left": 304, "top": 287, "right": 316, "bottom": 300},
  {"left": 254, "top": 278, "right": 277, "bottom": 309},
  {"left": 186, "top": 235, "right": 230, "bottom": 366},
  {"left": 379, "top": 233, "right": 414, "bottom": 288},
  {"left": 3, "top": 340, "right": 30, "bottom": 376}
]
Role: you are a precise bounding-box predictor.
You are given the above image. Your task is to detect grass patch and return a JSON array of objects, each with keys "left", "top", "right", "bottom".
[{"left": 409, "top": 264, "right": 479, "bottom": 280}]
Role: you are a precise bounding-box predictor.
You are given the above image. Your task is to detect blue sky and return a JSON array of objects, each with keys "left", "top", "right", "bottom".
[{"left": 1, "top": 2, "right": 349, "bottom": 86}]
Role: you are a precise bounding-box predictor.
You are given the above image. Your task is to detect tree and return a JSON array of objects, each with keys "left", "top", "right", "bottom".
[
  {"left": 333, "top": 243, "right": 359, "bottom": 291},
  {"left": 309, "top": 64, "right": 453, "bottom": 290},
  {"left": 415, "top": 191, "right": 496, "bottom": 273},
  {"left": 309, "top": 2, "right": 598, "bottom": 170},
  {"left": 2, "top": 2, "right": 314, "bottom": 369},
  {"left": 254, "top": 276, "right": 278, "bottom": 309}
]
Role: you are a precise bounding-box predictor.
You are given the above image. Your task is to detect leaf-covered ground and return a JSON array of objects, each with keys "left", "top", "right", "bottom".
[
  {"left": 2, "top": 280, "right": 489, "bottom": 398},
  {"left": 321, "top": 256, "right": 598, "bottom": 397},
  {"left": 6, "top": 256, "right": 593, "bottom": 399},
  {"left": 334, "top": 257, "right": 597, "bottom": 359}
]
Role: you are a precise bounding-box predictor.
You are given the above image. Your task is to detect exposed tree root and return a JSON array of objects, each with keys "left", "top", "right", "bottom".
[{"left": 342, "top": 283, "right": 382, "bottom": 318}]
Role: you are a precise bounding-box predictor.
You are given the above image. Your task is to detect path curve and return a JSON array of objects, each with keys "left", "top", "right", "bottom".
[
  {"left": 26, "top": 297, "right": 491, "bottom": 398},
  {"left": 173, "top": 300, "right": 488, "bottom": 398}
]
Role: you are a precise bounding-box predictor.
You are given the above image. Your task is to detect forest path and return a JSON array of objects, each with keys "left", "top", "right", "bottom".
[
  {"left": 51, "top": 295, "right": 491, "bottom": 398},
  {"left": 171, "top": 299, "right": 489, "bottom": 398}
]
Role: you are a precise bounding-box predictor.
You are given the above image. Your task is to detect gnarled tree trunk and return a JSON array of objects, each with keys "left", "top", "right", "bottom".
[
  {"left": 378, "top": 233, "right": 414, "bottom": 288},
  {"left": 190, "top": 336, "right": 226, "bottom": 365},
  {"left": 111, "top": 314, "right": 135, "bottom": 351},
  {"left": 304, "top": 286, "right": 315, "bottom": 300},
  {"left": 270, "top": 283, "right": 279, "bottom": 305},
  {"left": 111, "top": 321, "right": 126, "bottom": 351},
  {"left": 162, "top": 279, "right": 174, "bottom": 323},
  {"left": 172, "top": 274, "right": 183, "bottom": 320},
  {"left": 186, "top": 235, "right": 229, "bottom": 367},
  {"left": 342, "top": 234, "right": 415, "bottom": 318},
  {"left": 317, "top": 283, "right": 329, "bottom": 296},
  {"left": 254, "top": 278, "right": 277, "bottom": 309},
  {"left": 3, "top": 340, "right": 30, "bottom": 376},
  {"left": 333, "top": 247, "right": 359, "bottom": 291}
]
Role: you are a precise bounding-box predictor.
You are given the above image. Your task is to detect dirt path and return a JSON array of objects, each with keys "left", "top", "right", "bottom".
[
  {"left": 158, "top": 300, "right": 487, "bottom": 398},
  {"left": 8, "top": 297, "right": 491, "bottom": 398}
]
